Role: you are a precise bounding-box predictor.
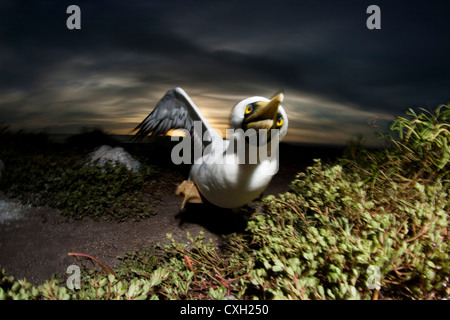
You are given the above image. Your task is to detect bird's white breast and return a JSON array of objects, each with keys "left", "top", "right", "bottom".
[{"left": 189, "top": 138, "right": 279, "bottom": 208}]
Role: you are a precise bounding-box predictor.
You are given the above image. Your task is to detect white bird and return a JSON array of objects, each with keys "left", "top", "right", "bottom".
[{"left": 135, "top": 87, "right": 288, "bottom": 209}]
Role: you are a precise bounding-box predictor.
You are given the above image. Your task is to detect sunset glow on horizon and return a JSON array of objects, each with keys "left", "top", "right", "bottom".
[{"left": 1, "top": 1, "right": 449, "bottom": 146}]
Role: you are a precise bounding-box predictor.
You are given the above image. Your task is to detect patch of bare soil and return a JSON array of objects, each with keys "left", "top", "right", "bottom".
[
  {"left": 1, "top": 143, "right": 337, "bottom": 286},
  {"left": 0, "top": 170, "right": 292, "bottom": 285}
]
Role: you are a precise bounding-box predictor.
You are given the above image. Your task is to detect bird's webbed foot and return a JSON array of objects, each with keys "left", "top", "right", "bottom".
[{"left": 175, "top": 180, "right": 203, "bottom": 209}]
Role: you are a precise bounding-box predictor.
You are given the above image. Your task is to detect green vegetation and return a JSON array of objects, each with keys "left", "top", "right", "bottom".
[
  {"left": 0, "top": 128, "right": 162, "bottom": 221},
  {"left": 0, "top": 105, "right": 449, "bottom": 299},
  {"left": 1, "top": 155, "right": 159, "bottom": 221}
]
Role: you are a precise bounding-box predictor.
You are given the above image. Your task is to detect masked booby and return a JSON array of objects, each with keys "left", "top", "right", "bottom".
[{"left": 135, "top": 87, "right": 288, "bottom": 209}]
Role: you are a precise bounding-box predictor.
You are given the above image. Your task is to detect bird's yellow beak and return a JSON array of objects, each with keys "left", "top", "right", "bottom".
[{"left": 246, "top": 92, "right": 284, "bottom": 130}]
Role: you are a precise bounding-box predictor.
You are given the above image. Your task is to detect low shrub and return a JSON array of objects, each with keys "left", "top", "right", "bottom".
[
  {"left": 248, "top": 159, "right": 448, "bottom": 299},
  {"left": 0, "top": 136, "right": 161, "bottom": 221}
]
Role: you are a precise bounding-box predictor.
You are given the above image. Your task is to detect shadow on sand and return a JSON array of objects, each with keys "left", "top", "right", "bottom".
[{"left": 175, "top": 201, "right": 254, "bottom": 235}]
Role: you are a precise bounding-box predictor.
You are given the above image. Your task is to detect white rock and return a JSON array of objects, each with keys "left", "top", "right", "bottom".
[
  {"left": 87, "top": 145, "right": 142, "bottom": 173},
  {"left": 0, "top": 199, "right": 30, "bottom": 224}
]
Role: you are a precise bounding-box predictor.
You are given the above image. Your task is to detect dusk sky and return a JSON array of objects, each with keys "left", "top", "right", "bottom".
[{"left": 1, "top": 0, "right": 449, "bottom": 145}]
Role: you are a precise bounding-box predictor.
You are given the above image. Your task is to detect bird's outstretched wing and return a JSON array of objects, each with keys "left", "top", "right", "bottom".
[{"left": 134, "top": 87, "right": 222, "bottom": 155}]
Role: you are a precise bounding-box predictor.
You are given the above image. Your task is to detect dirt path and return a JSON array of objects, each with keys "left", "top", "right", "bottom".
[
  {"left": 1, "top": 142, "right": 338, "bottom": 286},
  {"left": 0, "top": 169, "right": 292, "bottom": 285},
  {"left": 0, "top": 193, "right": 220, "bottom": 285}
]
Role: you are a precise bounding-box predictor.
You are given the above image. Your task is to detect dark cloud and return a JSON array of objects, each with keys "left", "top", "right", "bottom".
[{"left": 0, "top": 0, "right": 449, "bottom": 144}]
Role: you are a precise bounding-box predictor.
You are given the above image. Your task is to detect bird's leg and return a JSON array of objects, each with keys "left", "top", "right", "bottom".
[{"left": 175, "top": 180, "right": 203, "bottom": 208}]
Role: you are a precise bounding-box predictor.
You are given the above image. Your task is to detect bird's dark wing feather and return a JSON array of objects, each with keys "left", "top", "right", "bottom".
[{"left": 134, "top": 87, "right": 221, "bottom": 152}]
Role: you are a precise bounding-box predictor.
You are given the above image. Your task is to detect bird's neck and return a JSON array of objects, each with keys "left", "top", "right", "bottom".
[{"left": 228, "top": 131, "right": 280, "bottom": 165}]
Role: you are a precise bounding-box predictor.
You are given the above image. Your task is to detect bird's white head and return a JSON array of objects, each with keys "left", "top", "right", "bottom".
[{"left": 230, "top": 92, "right": 288, "bottom": 142}]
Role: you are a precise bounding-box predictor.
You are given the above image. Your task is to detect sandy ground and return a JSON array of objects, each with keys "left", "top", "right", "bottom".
[
  {"left": 0, "top": 166, "right": 292, "bottom": 285},
  {"left": 0, "top": 142, "right": 343, "bottom": 286}
]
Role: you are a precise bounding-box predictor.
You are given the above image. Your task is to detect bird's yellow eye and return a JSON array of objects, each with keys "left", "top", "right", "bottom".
[
  {"left": 276, "top": 118, "right": 284, "bottom": 127},
  {"left": 245, "top": 105, "right": 253, "bottom": 114}
]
